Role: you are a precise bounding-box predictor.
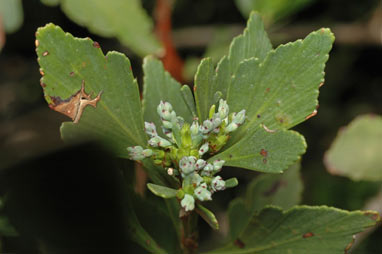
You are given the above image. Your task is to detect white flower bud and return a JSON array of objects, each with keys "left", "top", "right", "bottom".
[
  {"left": 181, "top": 194, "right": 195, "bottom": 212},
  {"left": 144, "top": 122, "right": 157, "bottom": 137},
  {"left": 212, "top": 115, "right": 222, "bottom": 129},
  {"left": 157, "top": 101, "right": 176, "bottom": 121},
  {"left": 232, "top": 110, "right": 246, "bottom": 125},
  {"left": 212, "top": 127, "right": 220, "bottom": 134},
  {"left": 195, "top": 159, "right": 207, "bottom": 170},
  {"left": 200, "top": 119, "right": 213, "bottom": 134},
  {"left": 211, "top": 176, "right": 225, "bottom": 191},
  {"left": 167, "top": 168, "right": 174, "bottom": 175},
  {"left": 203, "top": 163, "right": 214, "bottom": 172},
  {"left": 162, "top": 120, "right": 173, "bottom": 129},
  {"left": 194, "top": 183, "right": 212, "bottom": 201},
  {"left": 225, "top": 122, "right": 238, "bottom": 133},
  {"left": 213, "top": 159, "right": 225, "bottom": 171},
  {"left": 190, "top": 173, "right": 203, "bottom": 186},
  {"left": 127, "top": 146, "right": 145, "bottom": 160},
  {"left": 199, "top": 143, "right": 209, "bottom": 156},
  {"left": 148, "top": 136, "right": 172, "bottom": 148},
  {"left": 218, "top": 99, "right": 229, "bottom": 119},
  {"left": 179, "top": 156, "right": 197, "bottom": 175}
]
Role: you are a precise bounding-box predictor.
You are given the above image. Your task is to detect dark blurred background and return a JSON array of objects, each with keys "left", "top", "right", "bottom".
[{"left": 0, "top": 0, "right": 381, "bottom": 253}]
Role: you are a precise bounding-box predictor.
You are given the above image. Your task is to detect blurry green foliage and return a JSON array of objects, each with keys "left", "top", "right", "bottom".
[
  {"left": 325, "top": 114, "right": 382, "bottom": 181},
  {"left": 0, "top": 0, "right": 23, "bottom": 33},
  {"left": 40, "top": 0, "right": 162, "bottom": 57},
  {"left": 235, "top": 0, "right": 313, "bottom": 25}
]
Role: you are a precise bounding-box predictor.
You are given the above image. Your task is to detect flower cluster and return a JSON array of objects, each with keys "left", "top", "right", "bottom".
[{"left": 127, "top": 99, "right": 245, "bottom": 211}]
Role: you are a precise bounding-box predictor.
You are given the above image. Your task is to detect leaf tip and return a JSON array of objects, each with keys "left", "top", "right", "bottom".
[{"left": 363, "top": 211, "right": 380, "bottom": 222}]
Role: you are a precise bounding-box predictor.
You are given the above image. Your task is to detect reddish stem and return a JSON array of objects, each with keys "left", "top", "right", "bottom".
[{"left": 154, "top": 0, "right": 184, "bottom": 83}]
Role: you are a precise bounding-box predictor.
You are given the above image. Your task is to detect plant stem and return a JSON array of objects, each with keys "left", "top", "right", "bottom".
[{"left": 181, "top": 211, "right": 198, "bottom": 254}]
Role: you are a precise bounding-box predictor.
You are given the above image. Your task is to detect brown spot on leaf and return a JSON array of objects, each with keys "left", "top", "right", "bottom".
[
  {"left": 70, "top": 71, "right": 75, "bottom": 76},
  {"left": 40, "top": 82, "right": 46, "bottom": 88},
  {"left": 146, "top": 239, "right": 150, "bottom": 245},
  {"left": 93, "top": 41, "right": 100, "bottom": 48},
  {"left": 48, "top": 81, "right": 102, "bottom": 123},
  {"left": 265, "top": 88, "right": 270, "bottom": 93},
  {"left": 257, "top": 114, "right": 261, "bottom": 118},
  {"left": 305, "top": 110, "right": 317, "bottom": 120},
  {"left": 234, "top": 239, "right": 245, "bottom": 248},
  {"left": 39, "top": 69, "right": 45, "bottom": 76},
  {"left": 260, "top": 149, "right": 268, "bottom": 157},
  {"left": 364, "top": 211, "right": 380, "bottom": 221},
  {"left": 344, "top": 236, "right": 355, "bottom": 254},
  {"left": 319, "top": 82, "right": 324, "bottom": 88},
  {"left": 42, "top": 51, "right": 49, "bottom": 56},
  {"left": 262, "top": 158, "right": 267, "bottom": 164},
  {"left": 193, "top": 85, "right": 197, "bottom": 92},
  {"left": 303, "top": 232, "right": 314, "bottom": 238},
  {"left": 229, "top": 154, "right": 233, "bottom": 158},
  {"left": 35, "top": 40, "right": 39, "bottom": 47}
]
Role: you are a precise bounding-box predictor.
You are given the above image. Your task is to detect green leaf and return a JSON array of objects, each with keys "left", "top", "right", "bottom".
[
  {"left": 227, "top": 28, "right": 334, "bottom": 146},
  {"left": 180, "top": 85, "right": 197, "bottom": 118},
  {"left": 36, "top": 24, "right": 147, "bottom": 157},
  {"left": 207, "top": 27, "right": 333, "bottom": 173},
  {"left": 194, "top": 12, "right": 272, "bottom": 122},
  {"left": 195, "top": 13, "right": 333, "bottom": 174},
  {"left": 0, "top": 0, "right": 23, "bottom": 33},
  {"left": 228, "top": 163, "right": 303, "bottom": 240},
  {"left": 195, "top": 203, "right": 219, "bottom": 230},
  {"left": 227, "top": 12, "right": 272, "bottom": 73},
  {"left": 324, "top": 114, "right": 382, "bottom": 181},
  {"left": 147, "top": 183, "right": 178, "bottom": 199},
  {"left": 227, "top": 199, "right": 249, "bottom": 242},
  {"left": 247, "top": 162, "right": 303, "bottom": 210},
  {"left": 209, "top": 129, "right": 306, "bottom": 173},
  {"left": 194, "top": 58, "right": 215, "bottom": 122},
  {"left": 206, "top": 206, "right": 380, "bottom": 254},
  {"left": 235, "top": 0, "right": 312, "bottom": 24},
  {"left": 142, "top": 56, "right": 194, "bottom": 135},
  {"left": 55, "top": 0, "right": 161, "bottom": 56}
]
